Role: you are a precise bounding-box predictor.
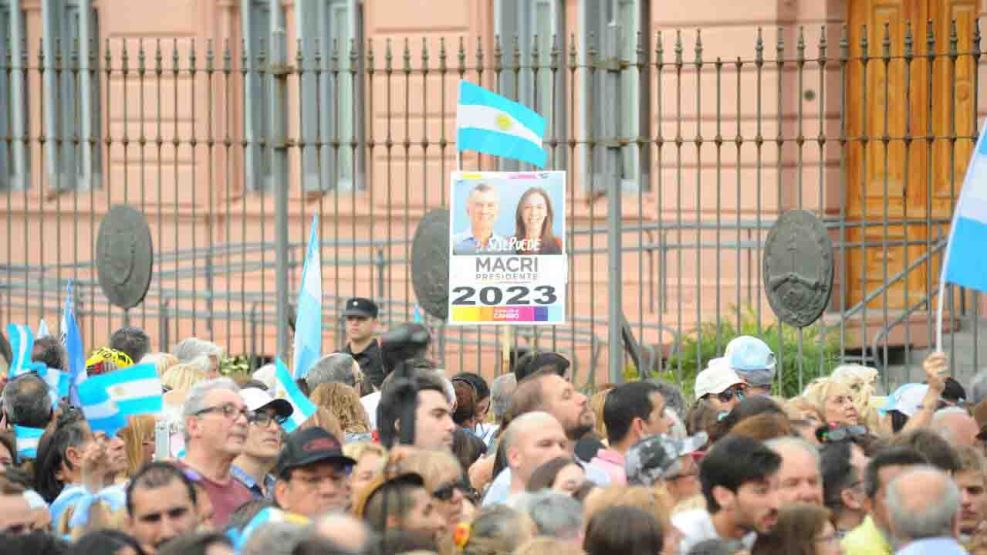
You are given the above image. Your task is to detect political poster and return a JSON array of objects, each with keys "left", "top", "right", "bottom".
[{"left": 448, "top": 171, "right": 567, "bottom": 325}]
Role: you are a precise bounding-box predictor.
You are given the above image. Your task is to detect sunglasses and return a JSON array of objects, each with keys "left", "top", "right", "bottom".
[
  {"left": 248, "top": 410, "right": 287, "bottom": 427},
  {"left": 818, "top": 425, "right": 868, "bottom": 443},
  {"left": 715, "top": 388, "right": 745, "bottom": 403},
  {"left": 432, "top": 478, "right": 472, "bottom": 502}
]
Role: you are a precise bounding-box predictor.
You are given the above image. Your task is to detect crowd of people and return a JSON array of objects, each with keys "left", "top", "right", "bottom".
[{"left": 1, "top": 297, "right": 987, "bottom": 555}]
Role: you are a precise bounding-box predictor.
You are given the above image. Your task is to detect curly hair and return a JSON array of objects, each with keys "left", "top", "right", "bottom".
[{"left": 308, "top": 383, "right": 370, "bottom": 434}]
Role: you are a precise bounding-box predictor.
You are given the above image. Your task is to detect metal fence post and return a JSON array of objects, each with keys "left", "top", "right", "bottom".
[
  {"left": 604, "top": 21, "right": 624, "bottom": 383},
  {"left": 271, "top": 27, "right": 290, "bottom": 360}
]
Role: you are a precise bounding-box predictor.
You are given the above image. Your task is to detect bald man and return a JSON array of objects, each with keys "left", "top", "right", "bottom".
[
  {"left": 885, "top": 466, "right": 966, "bottom": 554},
  {"left": 501, "top": 412, "right": 568, "bottom": 499},
  {"left": 933, "top": 407, "right": 980, "bottom": 448}
]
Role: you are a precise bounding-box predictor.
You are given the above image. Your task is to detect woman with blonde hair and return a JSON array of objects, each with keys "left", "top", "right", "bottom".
[
  {"left": 141, "top": 352, "right": 180, "bottom": 376},
  {"left": 161, "top": 363, "right": 207, "bottom": 392},
  {"left": 342, "top": 441, "right": 387, "bottom": 508},
  {"left": 308, "top": 382, "right": 371, "bottom": 441},
  {"left": 119, "top": 415, "right": 156, "bottom": 475},
  {"left": 802, "top": 379, "right": 860, "bottom": 428},
  {"left": 589, "top": 384, "right": 616, "bottom": 439},
  {"left": 299, "top": 406, "right": 345, "bottom": 440},
  {"left": 396, "top": 449, "right": 470, "bottom": 532}
]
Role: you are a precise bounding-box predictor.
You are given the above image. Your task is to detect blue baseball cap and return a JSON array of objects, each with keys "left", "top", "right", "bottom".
[{"left": 725, "top": 336, "right": 776, "bottom": 373}]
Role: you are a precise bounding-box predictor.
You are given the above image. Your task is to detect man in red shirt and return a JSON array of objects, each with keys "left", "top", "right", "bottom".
[{"left": 179, "top": 377, "right": 253, "bottom": 527}]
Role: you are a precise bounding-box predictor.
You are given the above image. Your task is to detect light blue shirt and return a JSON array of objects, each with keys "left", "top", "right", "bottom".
[
  {"left": 481, "top": 458, "right": 612, "bottom": 506},
  {"left": 452, "top": 230, "right": 512, "bottom": 255},
  {"left": 896, "top": 537, "right": 968, "bottom": 555}
]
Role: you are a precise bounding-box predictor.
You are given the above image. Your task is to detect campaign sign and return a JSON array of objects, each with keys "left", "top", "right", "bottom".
[{"left": 448, "top": 171, "right": 567, "bottom": 325}]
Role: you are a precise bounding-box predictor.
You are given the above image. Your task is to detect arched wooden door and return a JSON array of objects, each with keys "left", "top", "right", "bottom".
[{"left": 845, "top": 0, "right": 977, "bottom": 315}]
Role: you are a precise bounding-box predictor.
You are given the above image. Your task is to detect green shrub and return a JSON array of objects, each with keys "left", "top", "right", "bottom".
[
  {"left": 648, "top": 307, "right": 840, "bottom": 399},
  {"left": 219, "top": 354, "right": 252, "bottom": 378}
]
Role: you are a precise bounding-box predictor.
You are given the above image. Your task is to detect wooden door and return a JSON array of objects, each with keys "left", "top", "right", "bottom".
[{"left": 845, "top": 0, "right": 976, "bottom": 313}]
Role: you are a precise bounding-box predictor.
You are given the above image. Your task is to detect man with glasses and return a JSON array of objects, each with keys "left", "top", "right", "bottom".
[
  {"left": 179, "top": 377, "right": 253, "bottom": 527},
  {"left": 232, "top": 387, "right": 293, "bottom": 500},
  {"left": 273, "top": 427, "right": 355, "bottom": 516},
  {"left": 821, "top": 440, "right": 870, "bottom": 538},
  {"left": 694, "top": 359, "right": 747, "bottom": 413}
]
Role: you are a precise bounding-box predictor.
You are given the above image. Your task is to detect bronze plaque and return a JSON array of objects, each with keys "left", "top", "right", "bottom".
[
  {"left": 411, "top": 209, "right": 450, "bottom": 320},
  {"left": 763, "top": 210, "right": 834, "bottom": 328},
  {"left": 96, "top": 205, "right": 154, "bottom": 309}
]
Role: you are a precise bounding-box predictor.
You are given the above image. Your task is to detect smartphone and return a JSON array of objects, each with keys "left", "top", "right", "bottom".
[{"left": 154, "top": 419, "right": 170, "bottom": 461}]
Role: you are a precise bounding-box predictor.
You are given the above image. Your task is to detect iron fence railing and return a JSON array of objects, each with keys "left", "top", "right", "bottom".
[{"left": 1, "top": 19, "right": 985, "bottom": 391}]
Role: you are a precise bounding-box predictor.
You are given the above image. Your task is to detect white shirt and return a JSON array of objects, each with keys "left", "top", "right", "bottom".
[
  {"left": 672, "top": 508, "right": 757, "bottom": 553},
  {"left": 361, "top": 391, "right": 381, "bottom": 430}
]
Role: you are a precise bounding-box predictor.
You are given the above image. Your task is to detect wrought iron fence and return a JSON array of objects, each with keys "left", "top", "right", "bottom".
[{"left": 0, "top": 19, "right": 984, "bottom": 392}]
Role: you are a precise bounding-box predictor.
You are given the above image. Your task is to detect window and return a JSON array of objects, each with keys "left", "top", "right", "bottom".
[
  {"left": 42, "top": 0, "right": 101, "bottom": 191},
  {"left": 494, "top": 0, "right": 566, "bottom": 170},
  {"left": 296, "top": 0, "right": 363, "bottom": 192},
  {"left": 581, "top": 0, "right": 648, "bottom": 191},
  {"left": 0, "top": 0, "right": 27, "bottom": 190},
  {"left": 242, "top": 0, "right": 286, "bottom": 191}
]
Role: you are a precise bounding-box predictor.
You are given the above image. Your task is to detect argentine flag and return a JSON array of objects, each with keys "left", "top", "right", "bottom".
[
  {"left": 272, "top": 359, "right": 316, "bottom": 433},
  {"left": 84, "top": 363, "right": 163, "bottom": 416},
  {"left": 77, "top": 380, "right": 128, "bottom": 436},
  {"left": 7, "top": 323, "right": 34, "bottom": 377},
  {"left": 62, "top": 281, "right": 88, "bottom": 405},
  {"left": 293, "top": 215, "right": 323, "bottom": 380},
  {"left": 14, "top": 425, "right": 44, "bottom": 460},
  {"left": 36, "top": 365, "right": 70, "bottom": 408},
  {"left": 456, "top": 80, "right": 547, "bottom": 168},
  {"left": 944, "top": 120, "right": 987, "bottom": 293}
]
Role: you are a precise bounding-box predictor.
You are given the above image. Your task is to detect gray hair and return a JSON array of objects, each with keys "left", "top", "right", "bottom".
[
  {"left": 182, "top": 377, "right": 239, "bottom": 441},
  {"left": 932, "top": 407, "right": 976, "bottom": 444},
  {"left": 305, "top": 352, "right": 361, "bottom": 390},
  {"left": 243, "top": 521, "right": 306, "bottom": 555},
  {"left": 970, "top": 371, "right": 987, "bottom": 406},
  {"left": 172, "top": 337, "right": 223, "bottom": 372},
  {"left": 1, "top": 373, "right": 52, "bottom": 428},
  {"left": 766, "top": 436, "right": 821, "bottom": 469},
  {"left": 649, "top": 379, "right": 686, "bottom": 419},
  {"left": 491, "top": 373, "right": 518, "bottom": 419},
  {"left": 509, "top": 491, "right": 583, "bottom": 541},
  {"left": 886, "top": 465, "right": 960, "bottom": 541}
]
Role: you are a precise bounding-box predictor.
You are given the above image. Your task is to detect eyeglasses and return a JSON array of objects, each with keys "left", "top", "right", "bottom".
[
  {"left": 432, "top": 478, "right": 472, "bottom": 501},
  {"left": 248, "top": 410, "right": 286, "bottom": 427},
  {"left": 195, "top": 403, "right": 252, "bottom": 421},
  {"left": 818, "top": 425, "right": 868, "bottom": 443},
  {"left": 716, "top": 387, "right": 745, "bottom": 403}
]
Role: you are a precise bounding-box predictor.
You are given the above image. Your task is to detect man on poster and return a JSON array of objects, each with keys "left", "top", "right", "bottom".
[{"left": 452, "top": 183, "right": 512, "bottom": 255}]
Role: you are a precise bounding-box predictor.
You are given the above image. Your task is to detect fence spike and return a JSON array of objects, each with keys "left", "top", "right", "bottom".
[
  {"left": 568, "top": 33, "right": 577, "bottom": 69},
  {"left": 385, "top": 38, "right": 392, "bottom": 72},
  {"left": 475, "top": 35, "right": 484, "bottom": 73},
  {"left": 367, "top": 38, "right": 375, "bottom": 74},
  {"left": 904, "top": 21, "right": 914, "bottom": 61},
  {"left": 656, "top": 30, "right": 664, "bottom": 65},
  {"left": 531, "top": 33, "right": 540, "bottom": 72},
  {"left": 974, "top": 18, "right": 982, "bottom": 61},
  {"left": 403, "top": 37, "right": 411, "bottom": 74},
  {"left": 350, "top": 38, "right": 358, "bottom": 73},
  {"left": 927, "top": 19, "right": 935, "bottom": 60},
  {"left": 456, "top": 36, "right": 465, "bottom": 75},
  {"left": 422, "top": 37, "right": 429, "bottom": 73},
  {"left": 797, "top": 26, "right": 805, "bottom": 64},
  {"left": 755, "top": 27, "right": 763, "bottom": 65},
  {"left": 172, "top": 38, "right": 179, "bottom": 73},
  {"left": 882, "top": 21, "right": 891, "bottom": 60},
  {"left": 674, "top": 29, "right": 682, "bottom": 66},
  {"left": 950, "top": 19, "right": 959, "bottom": 58},
  {"left": 511, "top": 34, "right": 520, "bottom": 72},
  {"left": 138, "top": 38, "right": 146, "bottom": 74},
  {"left": 121, "top": 38, "right": 128, "bottom": 73},
  {"left": 493, "top": 34, "right": 502, "bottom": 73},
  {"left": 551, "top": 34, "right": 560, "bottom": 71},
  {"left": 331, "top": 38, "right": 339, "bottom": 73},
  {"left": 860, "top": 25, "right": 869, "bottom": 62},
  {"left": 206, "top": 39, "right": 214, "bottom": 73},
  {"left": 189, "top": 38, "right": 196, "bottom": 70},
  {"left": 695, "top": 28, "right": 703, "bottom": 66},
  {"left": 819, "top": 25, "right": 828, "bottom": 62},
  {"left": 636, "top": 31, "right": 645, "bottom": 67},
  {"left": 776, "top": 26, "right": 784, "bottom": 61},
  {"left": 840, "top": 24, "right": 849, "bottom": 61},
  {"left": 439, "top": 36, "right": 447, "bottom": 73}
]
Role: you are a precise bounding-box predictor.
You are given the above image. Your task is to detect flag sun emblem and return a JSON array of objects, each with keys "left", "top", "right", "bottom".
[{"left": 495, "top": 113, "right": 512, "bottom": 131}]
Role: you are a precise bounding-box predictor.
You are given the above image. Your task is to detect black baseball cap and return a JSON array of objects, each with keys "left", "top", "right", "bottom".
[
  {"left": 342, "top": 297, "right": 379, "bottom": 319},
  {"left": 275, "top": 427, "right": 355, "bottom": 476}
]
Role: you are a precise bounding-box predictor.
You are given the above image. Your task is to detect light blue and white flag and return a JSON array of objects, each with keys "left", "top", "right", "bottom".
[
  {"left": 84, "top": 363, "right": 163, "bottom": 416},
  {"left": 13, "top": 425, "right": 44, "bottom": 460},
  {"left": 77, "top": 380, "right": 128, "bottom": 437},
  {"left": 272, "top": 359, "right": 316, "bottom": 433},
  {"left": 944, "top": 120, "right": 987, "bottom": 293},
  {"left": 36, "top": 364, "right": 70, "bottom": 408},
  {"left": 293, "top": 215, "right": 322, "bottom": 380},
  {"left": 61, "top": 281, "right": 88, "bottom": 405},
  {"left": 7, "top": 323, "right": 34, "bottom": 377},
  {"left": 37, "top": 319, "right": 50, "bottom": 338},
  {"left": 456, "top": 80, "right": 547, "bottom": 168}
]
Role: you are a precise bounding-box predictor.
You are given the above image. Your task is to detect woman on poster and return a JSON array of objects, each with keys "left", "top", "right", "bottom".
[{"left": 512, "top": 187, "right": 563, "bottom": 255}]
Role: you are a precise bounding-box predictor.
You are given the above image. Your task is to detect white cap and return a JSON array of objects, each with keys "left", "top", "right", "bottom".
[
  {"left": 251, "top": 364, "right": 278, "bottom": 390},
  {"left": 240, "top": 387, "right": 294, "bottom": 419},
  {"left": 694, "top": 358, "right": 746, "bottom": 400}
]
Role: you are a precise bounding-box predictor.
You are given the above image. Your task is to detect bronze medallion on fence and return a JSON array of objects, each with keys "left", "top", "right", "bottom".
[
  {"left": 96, "top": 205, "right": 154, "bottom": 310},
  {"left": 411, "top": 209, "right": 450, "bottom": 320},
  {"left": 763, "top": 210, "right": 834, "bottom": 328}
]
